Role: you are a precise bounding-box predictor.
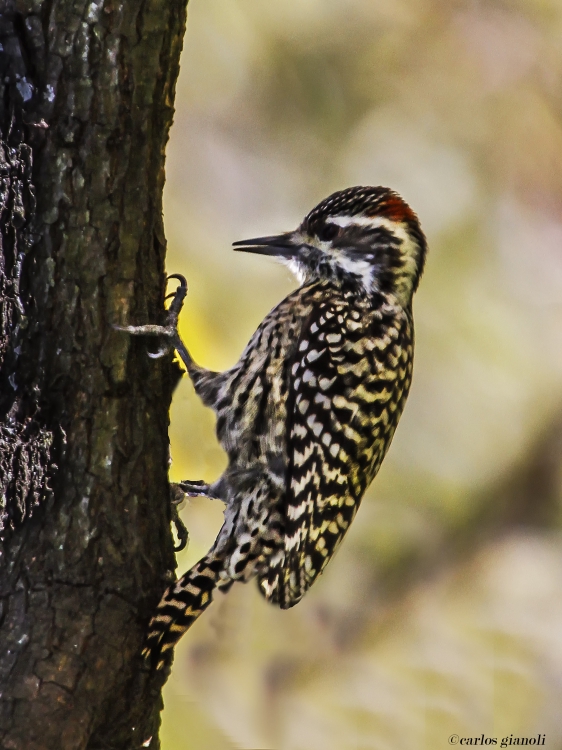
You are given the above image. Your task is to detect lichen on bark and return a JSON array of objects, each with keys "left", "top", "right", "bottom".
[{"left": 0, "top": 131, "right": 55, "bottom": 537}]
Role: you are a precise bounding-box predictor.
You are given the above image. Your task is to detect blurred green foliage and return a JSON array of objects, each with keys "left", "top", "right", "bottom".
[{"left": 160, "top": 1, "right": 562, "bottom": 748}]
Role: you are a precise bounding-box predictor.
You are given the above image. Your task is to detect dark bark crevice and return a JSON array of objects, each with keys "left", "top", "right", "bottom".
[{"left": 0, "top": 110, "right": 55, "bottom": 537}]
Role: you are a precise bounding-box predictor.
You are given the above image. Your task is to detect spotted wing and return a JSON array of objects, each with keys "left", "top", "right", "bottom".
[{"left": 259, "top": 299, "right": 377, "bottom": 609}]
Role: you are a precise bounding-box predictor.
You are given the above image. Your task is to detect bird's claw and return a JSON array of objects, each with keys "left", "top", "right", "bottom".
[
  {"left": 170, "top": 484, "right": 189, "bottom": 552},
  {"left": 147, "top": 344, "right": 170, "bottom": 360},
  {"left": 178, "top": 479, "right": 211, "bottom": 498},
  {"left": 114, "top": 275, "right": 190, "bottom": 363},
  {"left": 165, "top": 274, "right": 188, "bottom": 324}
]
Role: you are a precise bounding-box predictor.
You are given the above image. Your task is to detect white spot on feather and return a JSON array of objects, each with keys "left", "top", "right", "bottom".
[
  {"left": 307, "top": 349, "right": 322, "bottom": 362},
  {"left": 303, "top": 369, "right": 317, "bottom": 386},
  {"left": 298, "top": 399, "right": 309, "bottom": 414}
]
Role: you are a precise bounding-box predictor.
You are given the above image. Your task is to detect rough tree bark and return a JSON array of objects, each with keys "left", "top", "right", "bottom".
[{"left": 0, "top": 0, "right": 188, "bottom": 748}]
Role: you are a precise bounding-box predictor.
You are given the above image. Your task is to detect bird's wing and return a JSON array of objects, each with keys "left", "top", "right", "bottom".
[{"left": 258, "top": 298, "right": 386, "bottom": 609}]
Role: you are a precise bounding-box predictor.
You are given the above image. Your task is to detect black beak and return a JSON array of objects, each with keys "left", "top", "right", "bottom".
[{"left": 232, "top": 232, "right": 297, "bottom": 259}]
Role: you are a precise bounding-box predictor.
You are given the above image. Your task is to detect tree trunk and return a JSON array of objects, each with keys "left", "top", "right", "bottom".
[{"left": 0, "top": 0, "right": 188, "bottom": 747}]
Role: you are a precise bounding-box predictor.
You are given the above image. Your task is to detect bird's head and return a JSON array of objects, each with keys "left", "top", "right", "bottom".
[{"left": 234, "top": 186, "right": 427, "bottom": 305}]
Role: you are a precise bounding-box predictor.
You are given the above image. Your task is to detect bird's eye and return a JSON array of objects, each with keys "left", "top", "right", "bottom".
[{"left": 317, "top": 223, "right": 340, "bottom": 243}]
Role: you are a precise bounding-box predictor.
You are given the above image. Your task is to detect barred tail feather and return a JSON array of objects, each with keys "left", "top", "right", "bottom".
[
  {"left": 257, "top": 558, "right": 309, "bottom": 610},
  {"left": 142, "top": 553, "right": 228, "bottom": 671}
]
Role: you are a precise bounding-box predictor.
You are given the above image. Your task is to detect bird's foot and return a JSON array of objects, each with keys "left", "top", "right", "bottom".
[
  {"left": 115, "top": 274, "right": 191, "bottom": 363},
  {"left": 177, "top": 479, "right": 211, "bottom": 498},
  {"left": 169, "top": 480, "right": 215, "bottom": 551},
  {"left": 170, "top": 483, "right": 189, "bottom": 552}
]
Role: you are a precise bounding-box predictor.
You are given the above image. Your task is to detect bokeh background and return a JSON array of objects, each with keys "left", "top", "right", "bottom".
[{"left": 160, "top": 1, "right": 562, "bottom": 748}]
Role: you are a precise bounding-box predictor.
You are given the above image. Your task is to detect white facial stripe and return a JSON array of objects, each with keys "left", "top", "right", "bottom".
[
  {"left": 329, "top": 215, "right": 419, "bottom": 265},
  {"left": 327, "top": 215, "right": 420, "bottom": 299},
  {"left": 326, "top": 215, "right": 391, "bottom": 229},
  {"left": 332, "top": 254, "right": 374, "bottom": 290},
  {"left": 282, "top": 243, "right": 375, "bottom": 290}
]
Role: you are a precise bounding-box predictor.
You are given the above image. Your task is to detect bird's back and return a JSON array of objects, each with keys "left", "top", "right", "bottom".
[{"left": 213, "top": 282, "right": 413, "bottom": 481}]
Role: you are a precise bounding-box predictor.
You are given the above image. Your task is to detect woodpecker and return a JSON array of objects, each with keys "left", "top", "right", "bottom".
[{"left": 121, "top": 186, "right": 427, "bottom": 670}]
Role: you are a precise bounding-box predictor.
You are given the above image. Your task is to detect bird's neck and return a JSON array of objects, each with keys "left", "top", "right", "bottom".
[{"left": 303, "top": 278, "right": 411, "bottom": 317}]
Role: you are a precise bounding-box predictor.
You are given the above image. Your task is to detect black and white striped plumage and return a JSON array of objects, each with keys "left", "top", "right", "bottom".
[{"left": 140, "top": 186, "right": 427, "bottom": 670}]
